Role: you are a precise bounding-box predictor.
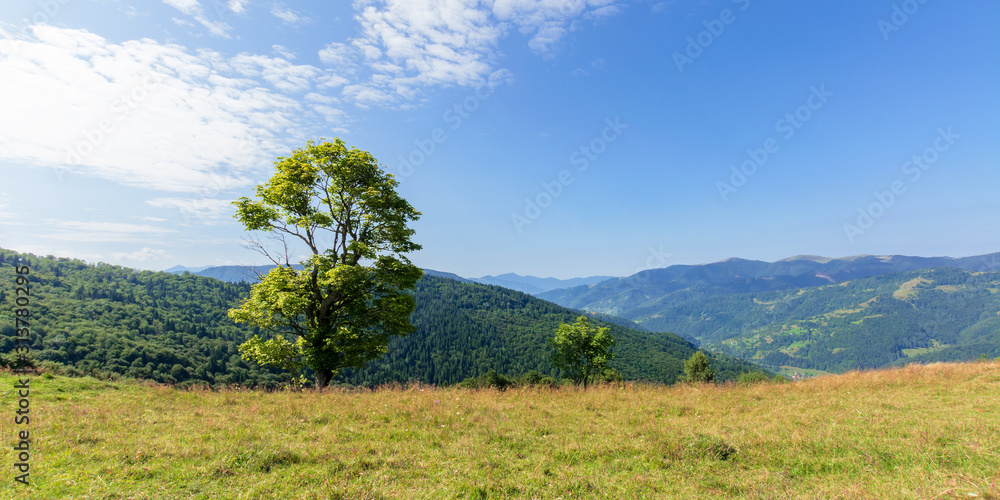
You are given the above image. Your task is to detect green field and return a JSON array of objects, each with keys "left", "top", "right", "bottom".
[
  {"left": 775, "top": 365, "right": 832, "bottom": 379},
  {"left": 3, "top": 362, "right": 999, "bottom": 499}
]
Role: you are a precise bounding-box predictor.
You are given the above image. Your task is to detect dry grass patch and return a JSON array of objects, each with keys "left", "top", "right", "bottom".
[{"left": 1, "top": 362, "right": 998, "bottom": 499}]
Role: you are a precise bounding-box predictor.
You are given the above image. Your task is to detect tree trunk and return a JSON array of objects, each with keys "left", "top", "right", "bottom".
[{"left": 315, "top": 368, "right": 333, "bottom": 389}]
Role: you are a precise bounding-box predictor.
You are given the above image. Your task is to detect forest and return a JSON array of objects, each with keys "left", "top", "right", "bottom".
[
  {"left": 637, "top": 267, "right": 1000, "bottom": 372},
  {"left": 0, "top": 248, "right": 760, "bottom": 388}
]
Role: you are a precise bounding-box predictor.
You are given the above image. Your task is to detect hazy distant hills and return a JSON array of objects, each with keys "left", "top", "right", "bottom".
[
  {"left": 538, "top": 253, "right": 1000, "bottom": 319},
  {"left": 171, "top": 265, "right": 475, "bottom": 286},
  {"left": 468, "top": 273, "right": 615, "bottom": 295},
  {"left": 535, "top": 252, "right": 1000, "bottom": 373},
  {"left": 168, "top": 264, "right": 304, "bottom": 283},
  {"left": 169, "top": 265, "right": 611, "bottom": 295},
  {"left": 163, "top": 265, "right": 210, "bottom": 274},
  {"left": 653, "top": 267, "right": 1000, "bottom": 372}
]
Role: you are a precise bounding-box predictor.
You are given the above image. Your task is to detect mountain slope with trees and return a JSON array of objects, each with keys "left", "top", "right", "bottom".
[
  {"left": 538, "top": 253, "right": 1000, "bottom": 320},
  {"left": 0, "top": 249, "right": 760, "bottom": 387},
  {"left": 636, "top": 267, "right": 1000, "bottom": 372}
]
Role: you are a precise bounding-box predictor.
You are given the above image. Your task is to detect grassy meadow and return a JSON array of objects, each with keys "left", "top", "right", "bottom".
[{"left": 2, "top": 362, "right": 999, "bottom": 499}]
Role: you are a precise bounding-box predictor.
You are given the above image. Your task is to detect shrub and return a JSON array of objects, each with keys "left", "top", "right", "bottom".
[
  {"left": 538, "top": 377, "right": 559, "bottom": 388},
  {"left": 521, "top": 370, "right": 544, "bottom": 385},
  {"left": 459, "top": 370, "right": 515, "bottom": 390},
  {"left": 600, "top": 368, "right": 623, "bottom": 383},
  {"left": 737, "top": 370, "right": 771, "bottom": 385},
  {"left": 680, "top": 351, "right": 715, "bottom": 384}
]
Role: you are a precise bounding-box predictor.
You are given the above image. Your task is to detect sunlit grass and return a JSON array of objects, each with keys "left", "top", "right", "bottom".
[{"left": 2, "top": 362, "right": 999, "bottom": 499}]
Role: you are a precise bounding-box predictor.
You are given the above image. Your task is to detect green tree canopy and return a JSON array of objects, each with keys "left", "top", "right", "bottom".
[
  {"left": 682, "top": 350, "right": 716, "bottom": 384},
  {"left": 550, "top": 315, "right": 615, "bottom": 389},
  {"left": 228, "top": 139, "right": 423, "bottom": 388}
]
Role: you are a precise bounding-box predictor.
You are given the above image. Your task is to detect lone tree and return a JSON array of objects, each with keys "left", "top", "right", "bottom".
[
  {"left": 681, "top": 350, "right": 715, "bottom": 384},
  {"left": 550, "top": 315, "right": 615, "bottom": 389},
  {"left": 228, "top": 139, "right": 422, "bottom": 388}
]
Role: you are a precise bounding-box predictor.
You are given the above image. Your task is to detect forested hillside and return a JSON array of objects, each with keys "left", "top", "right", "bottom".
[
  {"left": 337, "top": 275, "right": 761, "bottom": 385},
  {"left": 539, "top": 253, "right": 1000, "bottom": 320},
  {"left": 0, "top": 249, "right": 285, "bottom": 386},
  {"left": 638, "top": 267, "right": 1000, "bottom": 372},
  {"left": 0, "top": 249, "right": 760, "bottom": 387}
]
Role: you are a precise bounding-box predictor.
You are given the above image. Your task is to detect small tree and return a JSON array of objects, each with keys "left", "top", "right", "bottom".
[
  {"left": 681, "top": 350, "right": 715, "bottom": 384},
  {"left": 550, "top": 316, "right": 614, "bottom": 389}
]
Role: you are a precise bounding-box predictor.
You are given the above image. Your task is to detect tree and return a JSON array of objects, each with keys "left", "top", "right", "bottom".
[
  {"left": 681, "top": 350, "right": 715, "bottom": 384},
  {"left": 550, "top": 315, "right": 614, "bottom": 389},
  {"left": 228, "top": 139, "right": 423, "bottom": 388}
]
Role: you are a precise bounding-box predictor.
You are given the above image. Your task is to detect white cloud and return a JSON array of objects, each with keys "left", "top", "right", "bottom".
[
  {"left": 147, "top": 197, "right": 235, "bottom": 221},
  {"left": 39, "top": 219, "right": 177, "bottom": 242},
  {"left": 163, "top": 0, "right": 200, "bottom": 15},
  {"left": 492, "top": 0, "right": 621, "bottom": 55},
  {"left": 271, "top": 4, "right": 309, "bottom": 25},
  {"left": 318, "top": 42, "right": 357, "bottom": 69},
  {"left": 272, "top": 44, "right": 296, "bottom": 60},
  {"left": 0, "top": 25, "right": 348, "bottom": 193},
  {"left": 121, "top": 6, "right": 150, "bottom": 19},
  {"left": 52, "top": 220, "right": 176, "bottom": 233},
  {"left": 326, "top": 0, "right": 623, "bottom": 105},
  {"left": 229, "top": 0, "right": 249, "bottom": 14},
  {"left": 111, "top": 247, "right": 172, "bottom": 261},
  {"left": 162, "top": 0, "right": 233, "bottom": 37}
]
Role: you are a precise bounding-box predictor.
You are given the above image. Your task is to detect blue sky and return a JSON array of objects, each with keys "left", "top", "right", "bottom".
[{"left": 0, "top": 0, "right": 997, "bottom": 279}]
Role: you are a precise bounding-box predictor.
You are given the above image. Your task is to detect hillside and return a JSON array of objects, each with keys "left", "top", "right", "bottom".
[
  {"left": 0, "top": 249, "right": 759, "bottom": 387},
  {"left": 336, "top": 275, "right": 761, "bottom": 385},
  {"left": 636, "top": 267, "right": 1000, "bottom": 372},
  {"left": 539, "top": 252, "right": 1000, "bottom": 318},
  {"left": 2, "top": 362, "right": 997, "bottom": 498}
]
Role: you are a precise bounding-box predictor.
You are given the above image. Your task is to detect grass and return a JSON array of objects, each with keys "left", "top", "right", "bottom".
[
  {"left": 894, "top": 277, "right": 930, "bottom": 300},
  {"left": 776, "top": 366, "right": 832, "bottom": 378},
  {"left": 903, "top": 340, "right": 952, "bottom": 358},
  {"left": 2, "top": 362, "right": 999, "bottom": 499}
]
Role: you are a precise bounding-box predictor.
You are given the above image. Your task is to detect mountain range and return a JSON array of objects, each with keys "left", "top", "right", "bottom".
[
  {"left": 467, "top": 273, "right": 614, "bottom": 295},
  {"left": 14, "top": 248, "right": 999, "bottom": 383},
  {"left": 168, "top": 266, "right": 614, "bottom": 295},
  {"left": 538, "top": 253, "right": 1000, "bottom": 319},
  {"left": 0, "top": 248, "right": 760, "bottom": 387},
  {"left": 537, "top": 252, "right": 1000, "bottom": 373}
]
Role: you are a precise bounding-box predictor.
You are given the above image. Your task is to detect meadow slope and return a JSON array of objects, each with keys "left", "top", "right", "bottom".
[{"left": 2, "top": 362, "right": 999, "bottom": 499}]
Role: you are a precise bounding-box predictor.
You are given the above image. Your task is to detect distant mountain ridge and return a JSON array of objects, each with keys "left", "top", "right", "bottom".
[
  {"left": 164, "top": 265, "right": 209, "bottom": 274},
  {"left": 469, "top": 273, "right": 615, "bottom": 295},
  {"left": 538, "top": 252, "right": 1000, "bottom": 320},
  {"left": 169, "top": 265, "right": 613, "bottom": 295},
  {"left": 649, "top": 267, "right": 1000, "bottom": 373}
]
